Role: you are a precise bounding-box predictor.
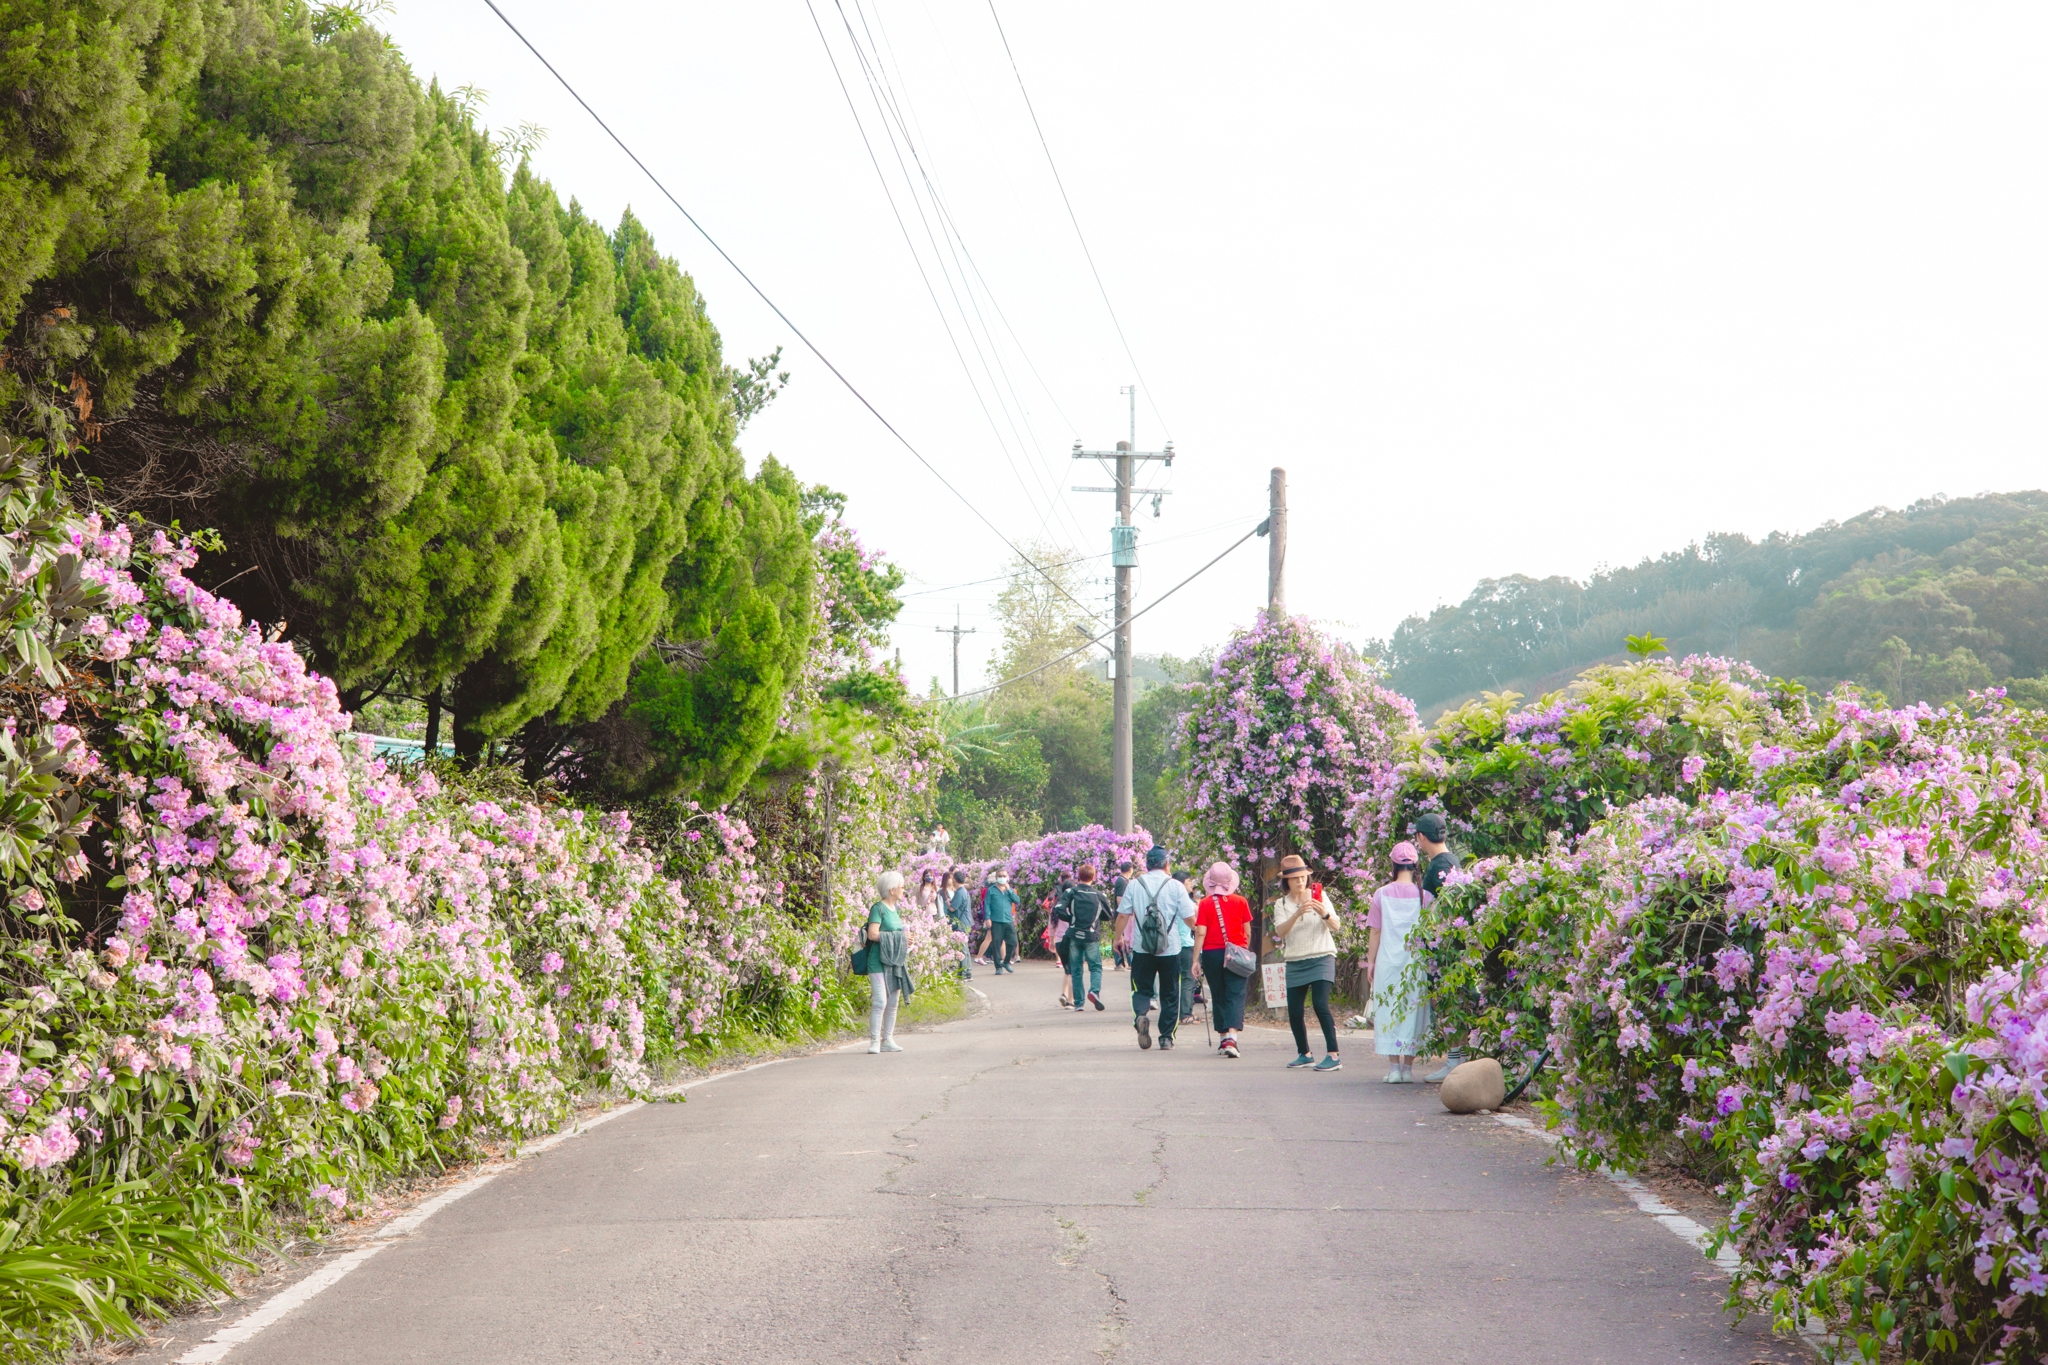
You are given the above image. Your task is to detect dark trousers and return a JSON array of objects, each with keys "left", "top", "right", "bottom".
[
  {"left": 1177, "top": 945, "right": 1196, "bottom": 1020},
  {"left": 1201, "top": 949, "right": 1249, "bottom": 1033},
  {"left": 988, "top": 922, "right": 1017, "bottom": 970},
  {"left": 1129, "top": 951, "right": 1182, "bottom": 1039},
  {"left": 1289, "top": 979, "right": 1338, "bottom": 1055}
]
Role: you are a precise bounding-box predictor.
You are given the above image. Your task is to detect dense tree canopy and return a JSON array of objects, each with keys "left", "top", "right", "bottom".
[
  {"left": 0, "top": 0, "right": 816, "bottom": 803},
  {"left": 1379, "top": 491, "right": 2048, "bottom": 710}
]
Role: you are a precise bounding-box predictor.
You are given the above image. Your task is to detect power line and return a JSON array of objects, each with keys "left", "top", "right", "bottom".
[
  {"left": 477, "top": 0, "right": 1105, "bottom": 631},
  {"left": 984, "top": 0, "right": 1172, "bottom": 439},
  {"left": 897, "top": 515, "right": 1258, "bottom": 597},
  {"left": 952, "top": 522, "right": 1262, "bottom": 700},
  {"left": 803, "top": 0, "right": 1084, "bottom": 557}
]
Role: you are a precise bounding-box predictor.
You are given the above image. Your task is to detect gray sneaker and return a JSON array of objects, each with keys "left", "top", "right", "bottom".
[
  {"left": 1423, "top": 1055, "right": 1463, "bottom": 1083},
  {"left": 1160, "top": 1035, "right": 1175, "bottom": 1051},
  {"left": 1135, "top": 1015, "right": 1153, "bottom": 1050}
]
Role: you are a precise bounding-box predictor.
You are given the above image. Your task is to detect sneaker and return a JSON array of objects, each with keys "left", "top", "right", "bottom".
[
  {"left": 1345, "top": 1014, "right": 1372, "bottom": 1029},
  {"left": 1423, "top": 1056, "right": 1462, "bottom": 1083},
  {"left": 1394, "top": 1064, "right": 1415, "bottom": 1083},
  {"left": 1314, "top": 1055, "right": 1342, "bottom": 1073},
  {"left": 880, "top": 1040, "right": 903, "bottom": 1053},
  {"left": 1382, "top": 1067, "right": 1404, "bottom": 1082},
  {"left": 1088, "top": 990, "right": 1103, "bottom": 1011},
  {"left": 1135, "top": 1015, "right": 1153, "bottom": 1050},
  {"left": 1074, "top": 1004, "right": 1087, "bottom": 1012},
  {"left": 1160, "top": 1035, "right": 1175, "bottom": 1051},
  {"left": 868, "top": 1041, "right": 882, "bottom": 1054},
  {"left": 1287, "top": 1053, "right": 1315, "bottom": 1069},
  {"left": 1221, "top": 1039, "right": 1240, "bottom": 1059}
]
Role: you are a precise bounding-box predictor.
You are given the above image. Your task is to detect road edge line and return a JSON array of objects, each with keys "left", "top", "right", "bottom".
[{"left": 174, "top": 1054, "right": 805, "bottom": 1363}]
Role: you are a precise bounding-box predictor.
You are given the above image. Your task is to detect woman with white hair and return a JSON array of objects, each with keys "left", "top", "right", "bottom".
[{"left": 864, "top": 869, "right": 916, "bottom": 1054}]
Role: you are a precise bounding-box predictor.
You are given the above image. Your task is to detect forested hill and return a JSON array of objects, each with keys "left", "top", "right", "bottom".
[{"left": 1380, "top": 490, "right": 2048, "bottom": 713}]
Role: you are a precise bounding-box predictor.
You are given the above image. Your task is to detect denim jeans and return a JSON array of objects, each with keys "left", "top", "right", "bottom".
[
  {"left": 1066, "top": 937, "right": 1102, "bottom": 1002},
  {"left": 1177, "top": 945, "right": 1196, "bottom": 1021},
  {"left": 988, "top": 922, "right": 1017, "bottom": 970},
  {"left": 1129, "top": 951, "right": 1182, "bottom": 1039}
]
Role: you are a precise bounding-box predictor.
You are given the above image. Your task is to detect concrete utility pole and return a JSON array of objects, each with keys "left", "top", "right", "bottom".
[
  {"left": 1072, "top": 386, "right": 1174, "bottom": 835},
  {"left": 933, "top": 607, "right": 977, "bottom": 697},
  {"left": 1267, "top": 467, "right": 1287, "bottom": 620}
]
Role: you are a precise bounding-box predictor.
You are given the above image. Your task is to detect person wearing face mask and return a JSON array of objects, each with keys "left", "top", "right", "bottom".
[
  {"left": 1273, "top": 854, "right": 1343, "bottom": 1072},
  {"left": 983, "top": 870, "right": 1021, "bottom": 975}
]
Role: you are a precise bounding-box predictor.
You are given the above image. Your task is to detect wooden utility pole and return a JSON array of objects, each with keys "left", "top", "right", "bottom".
[
  {"left": 933, "top": 607, "right": 977, "bottom": 697},
  {"left": 1267, "top": 467, "right": 1287, "bottom": 620},
  {"left": 1253, "top": 466, "right": 1289, "bottom": 963},
  {"left": 1072, "top": 387, "right": 1174, "bottom": 834}
]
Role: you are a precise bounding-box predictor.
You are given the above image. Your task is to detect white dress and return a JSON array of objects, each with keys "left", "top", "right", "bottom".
[{"left": 1371, "top": 885, "right": 1433, "bottom": 1057}]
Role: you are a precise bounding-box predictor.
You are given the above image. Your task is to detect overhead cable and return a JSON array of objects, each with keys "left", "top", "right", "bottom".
[
  {"left": 476, "top": 0, "right": 1110, "bottom": 628},
  {"left": 984, "top": 0, "right": 1172, "bottom": 439},
  {"left": 951, "top": 523, "right": 1262, "bottom": 700}
]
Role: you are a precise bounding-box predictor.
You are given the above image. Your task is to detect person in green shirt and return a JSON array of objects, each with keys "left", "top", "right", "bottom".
[
  {"left": 866, "top": 871, "right": 913, "bottom": 1053},
  {"left": 982, "top": 871, "right": 1021, "bottom": 974}
]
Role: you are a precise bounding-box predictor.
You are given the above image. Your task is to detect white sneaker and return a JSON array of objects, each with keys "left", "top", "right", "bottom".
[
  {"left": 880, "top": 1040, "right": 903, "bottom": 1053},
  {"left": 1423, "top": 1057, "right": 1461, "bottom": 1083},
  {"left": 1382, "top": 1067, "right": 1404, "bottom": 1083},
  {"left": 867, "top": 1041, "right": 882, "bottom": 1054}
]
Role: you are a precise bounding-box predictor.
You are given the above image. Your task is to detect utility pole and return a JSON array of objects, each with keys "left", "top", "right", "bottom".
[
  {"left": 1073, "top": 386, "right": 1174, "bottom": 834},
  {"left": 933, "top": 607, "right": 977, "bottom": 697},
  {"left": 1267, "top": 467, "right": 1287, "bottom": 620}
]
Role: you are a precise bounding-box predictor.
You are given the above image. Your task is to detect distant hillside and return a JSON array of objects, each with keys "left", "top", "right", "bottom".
[{"left": 1378, "top": 491, "right": 2048, "bottom": 714}]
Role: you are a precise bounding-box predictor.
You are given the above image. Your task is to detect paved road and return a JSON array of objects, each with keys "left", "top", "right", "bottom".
[{"left": 160, "top": 961, "right": 1809, "bottom": 1364}]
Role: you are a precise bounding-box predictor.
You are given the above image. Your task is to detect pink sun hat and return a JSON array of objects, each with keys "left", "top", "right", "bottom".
[{"left": 1203, "top": 862, "right": 1240, "bottom": 895}]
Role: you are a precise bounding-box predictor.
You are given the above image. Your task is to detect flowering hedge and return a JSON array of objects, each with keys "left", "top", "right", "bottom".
[
  {"left": 0, "top": 454, "right": 951, "bottom": 1355},
  {"left": 1408, "top": 657, "right": 1809, "bottom": 1069},
  {"left": 1400, "top": 665, "right": 2048, "bottom": 1363},
  {"left": 1176, "top": 614, "right": 1413, "bottom": 910}
]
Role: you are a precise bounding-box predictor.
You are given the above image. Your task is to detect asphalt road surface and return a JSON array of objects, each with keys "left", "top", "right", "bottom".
[{"left": 152, "top": 960, "right": 1812, "bottom": 1365}]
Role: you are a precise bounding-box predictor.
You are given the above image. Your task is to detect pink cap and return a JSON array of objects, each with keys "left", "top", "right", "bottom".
[{"left": 1390, "top": 841, "right": 1419, "bottom": 867}]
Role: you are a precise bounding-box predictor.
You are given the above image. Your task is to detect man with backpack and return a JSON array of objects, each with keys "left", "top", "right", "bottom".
[
  {"left": 1113, "top": 846, "right": 1198, "bottom": 1050},
  {"left": 1054, "top": 864, "right": 1112, "bottom": 1011}
]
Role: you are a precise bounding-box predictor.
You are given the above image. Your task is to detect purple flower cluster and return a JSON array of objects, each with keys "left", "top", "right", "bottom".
[{"left": 1176, "top": 614, "right": 1413, "bottom": 906}]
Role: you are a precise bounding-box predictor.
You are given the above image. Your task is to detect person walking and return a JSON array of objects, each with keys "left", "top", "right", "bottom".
[
  {"left": 1114, "top": 847, "right": 1197, "bottom": 1051},
  {"left": 864, "top": 870, "right": 915, "bottom": 1054},
  {"left": 983, "top": 870, "right": 1021, "bottom": 974},
  {"left": 947, "top": 868, "right": 973, "bottom": 980},
  {"left": 972, "top": 877, "right": 992, "bottom": 965},
  {"left": 1367, "top": 842, "right": 1433, "bottom": 1082},
  {"left": 1054, "top": 864, "right": 1111, "bottom": 1011},
  {"left": 1176, "top": 871, "right": 1202, "bottom": 1025},
  {"left": 1109, "top": 860, "right": 1135, "bottom": 971},
  {"left": 1193, "top": 863, "right": 1253, "bottom": 1058},
  {"left": 1413, "top": 813, "right": 1466, "bottom": 1083},
  {"left": 1274, "top": 854, "right": 1342, "bottom": 1072}
]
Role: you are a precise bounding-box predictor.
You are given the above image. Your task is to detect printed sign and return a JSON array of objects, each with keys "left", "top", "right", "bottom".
[{"left": 1261, "top": 963, "right": 1287, "bottom": 1009}]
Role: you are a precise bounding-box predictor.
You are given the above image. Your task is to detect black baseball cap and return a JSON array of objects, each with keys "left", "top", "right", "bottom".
[{"left": 1414, "top": 813, "right": 1448, "bottom": 841}]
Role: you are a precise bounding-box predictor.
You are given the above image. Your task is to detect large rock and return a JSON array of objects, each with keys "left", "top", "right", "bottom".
[{"left": 1439, "top": 1058, "right": 1507, "bottom": 1114}]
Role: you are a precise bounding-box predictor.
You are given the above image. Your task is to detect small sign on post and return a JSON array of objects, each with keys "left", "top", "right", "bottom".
[{"left": 1261, "top": 963, "right": 1287, "bottom": 1010}]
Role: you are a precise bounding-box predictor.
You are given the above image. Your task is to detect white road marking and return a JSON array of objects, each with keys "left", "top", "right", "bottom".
[
  {"left": 175, "top": 1056, "right": 801, "bottom": 1364},
  {"left": 1489, "top": 1112, "right": 1742, "bottom": 1272}
]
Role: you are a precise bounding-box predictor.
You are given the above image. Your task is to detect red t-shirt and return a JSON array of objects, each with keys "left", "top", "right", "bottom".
[{"left": 1195, "top": 894, "right": 1252, "bottom": 950}]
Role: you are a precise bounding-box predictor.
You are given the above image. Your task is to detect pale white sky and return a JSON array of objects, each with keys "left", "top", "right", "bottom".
[{"left": 385, "top": 2, "right": 2048, "bottom": 695}]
